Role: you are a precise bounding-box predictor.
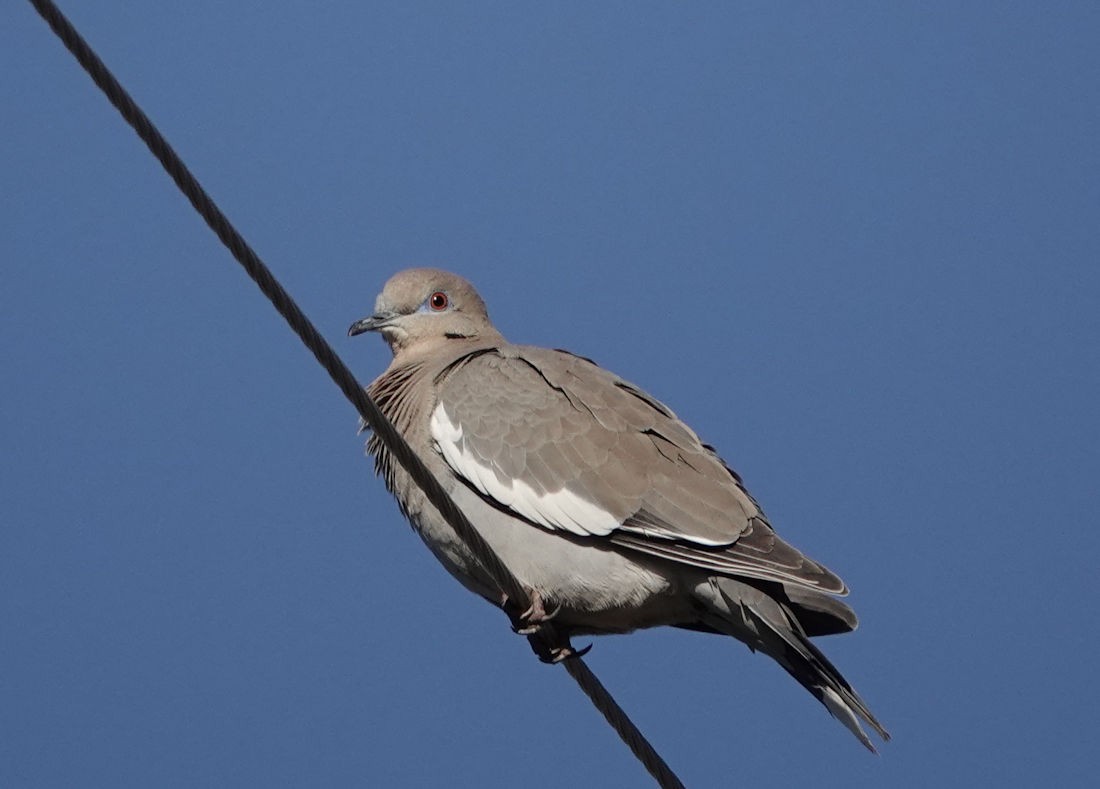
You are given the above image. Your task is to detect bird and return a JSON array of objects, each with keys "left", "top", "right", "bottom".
[{"left": 349, "top": 267, "right": 889, "bottom": 751}]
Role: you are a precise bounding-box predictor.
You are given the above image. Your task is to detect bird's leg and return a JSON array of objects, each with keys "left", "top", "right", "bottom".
[
  {"left": 499, "top": 590, "right": 591, "bottom": 664},
  {"left": 500, "top": 588, "right": 560, "bottom": 635},
  {"left": 517, "top": 592, "right": 562, "bottom": 635}
]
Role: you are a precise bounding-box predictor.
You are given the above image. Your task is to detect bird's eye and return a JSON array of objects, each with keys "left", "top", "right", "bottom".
[{"left": 429, "top": 291, "right": 449, "bottom": 311}]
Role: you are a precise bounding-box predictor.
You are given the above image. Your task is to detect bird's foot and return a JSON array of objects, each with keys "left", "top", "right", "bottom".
[
  {"left": 531, "top": 639, "right": 593, "bottom": 665},
  {"left": 500, "top": 591, "right": 592, "bottom": 663},
  {"left": 501, "top": 589, "right": 560, "bottom": 635},
  {"left": 516, "top": 596, "right": 562, "bottom": 636}
]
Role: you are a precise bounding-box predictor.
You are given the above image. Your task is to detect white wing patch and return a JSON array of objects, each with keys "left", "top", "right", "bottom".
[{"left": 430, "top": 404, "right": 620, "bottom": 537}]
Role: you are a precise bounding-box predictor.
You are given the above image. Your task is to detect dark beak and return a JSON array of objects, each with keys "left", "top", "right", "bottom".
[{"left": 348, "top": 313, "right": 392, "bottom": 337}]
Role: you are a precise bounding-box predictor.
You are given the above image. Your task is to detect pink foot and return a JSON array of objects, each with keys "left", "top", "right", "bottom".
[{"left": 499, "top": 590, "right": 591, "bottom": 663}]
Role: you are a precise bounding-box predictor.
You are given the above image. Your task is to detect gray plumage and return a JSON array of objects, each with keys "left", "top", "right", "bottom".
[{"left": 350, "top": 267, "right": 889, "bottom": 751}]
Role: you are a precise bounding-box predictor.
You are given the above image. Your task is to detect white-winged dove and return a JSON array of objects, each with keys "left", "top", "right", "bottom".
[{"left": 350, "top": 268, "right": 889, "bottom": 751}]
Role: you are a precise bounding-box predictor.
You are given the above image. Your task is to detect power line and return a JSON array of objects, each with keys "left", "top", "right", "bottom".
[{"left": 26, "top": 2, "right": 686, "bottom": 786}]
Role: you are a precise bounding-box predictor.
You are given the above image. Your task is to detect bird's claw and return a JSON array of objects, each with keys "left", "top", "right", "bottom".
[
  {"left": 500, "top": 591, "right": 591, "bottom": 663},
  {"left": 513, "top": 600, "right": 562, "bottom": 635},
  {"left": 538, "top": 641, "right": 593, "bottom": 664},
  {"left": 501, "top": 591, "right": 560, "bottom": 636}
]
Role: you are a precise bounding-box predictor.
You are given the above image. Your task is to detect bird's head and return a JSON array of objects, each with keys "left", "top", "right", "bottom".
[{"left": 348, "top": 268, "right": 501, "bottom": 356}]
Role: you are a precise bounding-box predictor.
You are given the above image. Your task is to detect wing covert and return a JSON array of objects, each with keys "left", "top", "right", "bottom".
[{"left": 430, "top": 346, "right": 846, "bottom": 594}]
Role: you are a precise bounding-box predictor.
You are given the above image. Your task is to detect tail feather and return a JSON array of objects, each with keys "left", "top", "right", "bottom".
[
  {"left": 820, "top": 686, "right": 878, "bottom": 752},
  {"left": 698, "top": 577, "right": 890, "bottom": 751},
  {"left": 745, "top": 602, "right": 891, "bottom": 751}
]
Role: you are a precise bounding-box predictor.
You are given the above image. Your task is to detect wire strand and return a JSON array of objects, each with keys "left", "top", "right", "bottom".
[{"left": 27, "top": 2, "right": 686, "bottom": 786}]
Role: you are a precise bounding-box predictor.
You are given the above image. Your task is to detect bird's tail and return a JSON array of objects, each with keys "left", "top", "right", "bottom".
[{"left": 699, "top": 577, "right": 890, "bottom": 752}]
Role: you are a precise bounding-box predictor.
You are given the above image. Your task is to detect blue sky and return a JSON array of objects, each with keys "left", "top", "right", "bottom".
[{"left": 3, "top": 2, "right": 1098, "bottom": 787}]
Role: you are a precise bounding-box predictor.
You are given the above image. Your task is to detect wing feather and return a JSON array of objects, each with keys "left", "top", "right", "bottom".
[{"left": 431, "top": 346, "right": 847, "bottom": 594}]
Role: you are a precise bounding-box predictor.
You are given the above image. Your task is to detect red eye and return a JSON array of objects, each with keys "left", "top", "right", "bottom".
[{"left": 429, "top": 291, "right": 449, "bottom": 311}]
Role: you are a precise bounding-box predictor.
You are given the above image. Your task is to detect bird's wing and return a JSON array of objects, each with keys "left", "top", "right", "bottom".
[{"left": 430, "top": 345, "right": 847, "bottom": 594}]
